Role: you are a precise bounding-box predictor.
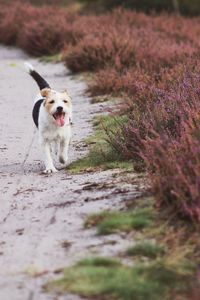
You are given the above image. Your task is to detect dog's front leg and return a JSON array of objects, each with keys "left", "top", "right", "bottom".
[
  {"left": 59, "top": 138, "right": 70, "bottom": 164},
  {"left": 41, "top": 141, "right": 58, "bottom": 173}
]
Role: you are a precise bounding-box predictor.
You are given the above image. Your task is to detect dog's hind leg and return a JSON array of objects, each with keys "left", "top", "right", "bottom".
[{"left": 41, "top": 140, "right": 58, "bottom": 173}]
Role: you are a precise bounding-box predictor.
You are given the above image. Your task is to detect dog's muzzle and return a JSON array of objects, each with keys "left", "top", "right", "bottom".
[{"left": 53, "top": 107, "right": 65, "bottom": 127}]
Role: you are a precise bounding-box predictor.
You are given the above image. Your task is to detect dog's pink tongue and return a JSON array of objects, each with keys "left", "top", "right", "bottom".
[{"left": 56, "top": 115, "right": 65, "bottom": 127}]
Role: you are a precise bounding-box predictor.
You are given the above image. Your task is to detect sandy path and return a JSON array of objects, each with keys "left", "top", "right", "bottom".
[{"left": 0, "top": 46, "right": 141, "bottom": 300}]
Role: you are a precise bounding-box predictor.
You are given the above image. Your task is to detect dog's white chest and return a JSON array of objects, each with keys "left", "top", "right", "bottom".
[{"left": 41, "top": 123, "right": 71, "bottom": 142}]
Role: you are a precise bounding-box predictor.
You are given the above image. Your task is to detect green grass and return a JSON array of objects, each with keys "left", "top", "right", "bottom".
[
  {"left": 67, "top": 147, "right": 133, "bottom": 174},
  {"left": 67, "top": 114, "right": 133, "bottom": 173},
  {"left": 84, "top": 208, "right": 154, "bottom": 234},
  {"left": 45, "top": 257, "right": 193, "bottom": 300},
  {"left": 85, "top": 114, "right": 128, "bottom": 146},
  {"left": 127, "top": 241, "right": 165, "bottom": 259},
  {"left": 78, "top": 257, "right": 121, "bottom": 267}
]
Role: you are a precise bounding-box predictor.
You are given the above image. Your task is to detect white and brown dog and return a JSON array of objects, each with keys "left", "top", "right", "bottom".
[{"left": 25, "top": 62, "right": 72, "bottom": 173}]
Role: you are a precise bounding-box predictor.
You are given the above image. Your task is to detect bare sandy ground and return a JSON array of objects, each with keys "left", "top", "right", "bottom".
[{"left": 0, "top": 46, "right": 142, "bottom": 300}]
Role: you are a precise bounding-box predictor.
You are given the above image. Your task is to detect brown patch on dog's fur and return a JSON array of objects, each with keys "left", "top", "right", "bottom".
[
  {"left": 41, "top": 88, "right": 51, "bottom": 98},
  {"left": 44, "top": 100, "right": 55, "bottom": 114},
  {"left": 42, "top": 89, "right": 54, "bottom": 114}
]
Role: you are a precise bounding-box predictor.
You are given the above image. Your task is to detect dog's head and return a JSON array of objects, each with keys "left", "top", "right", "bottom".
[{"left": 41, "top": 88, "right": 72, "bottom": 127}]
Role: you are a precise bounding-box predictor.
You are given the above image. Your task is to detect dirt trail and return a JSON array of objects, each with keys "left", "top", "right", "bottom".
[{"left": 0, "top": 46, "right": 141, "bottom": 300}]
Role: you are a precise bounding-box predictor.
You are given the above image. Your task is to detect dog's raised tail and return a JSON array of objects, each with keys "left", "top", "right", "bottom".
[{"left": 24, "top": 62, "right": 51, "bottom": 90}]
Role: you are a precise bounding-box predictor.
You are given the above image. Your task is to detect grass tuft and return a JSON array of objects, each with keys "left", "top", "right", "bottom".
[
  {"left": 78, "top": 257, "right": 121, "bottom": 267},
  {"left": 67, "top": 114, "right": 132, "bottom": 173},
  {"left": 85, "top": 208, "right": 154, "bottom": 235},
  {"left": 127, "top": 241, "right": 165, "bottom": 259},
  {"left": 46, "top": 257, "right": 194, "bottom": 300}
]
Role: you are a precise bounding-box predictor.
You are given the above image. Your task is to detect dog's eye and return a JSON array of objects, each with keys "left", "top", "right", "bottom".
[
  {"left": 63, "top": 100, "right": 68, "bottom": 103},
  {"left": 49, "top": 100, "right": 55, "bottom": 104}
]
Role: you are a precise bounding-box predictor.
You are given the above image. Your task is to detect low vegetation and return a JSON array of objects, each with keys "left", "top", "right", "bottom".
[
  {"left": 68, "top": 115, "right": 133, "bottom": 173},
  {"left": 54, "top": 199, "right": 198, "bottom": 300},
  {"left": 45, "top": 256, "right": 196, "bottom": 300},
  {"left": 127, "top": 241, "right": 165, "bottom": 259},
  {"left": 85, "top": 208, "right": 154, "bottom": 234}
]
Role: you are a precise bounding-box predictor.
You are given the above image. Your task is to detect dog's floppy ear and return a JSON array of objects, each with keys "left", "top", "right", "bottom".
[{"left": 41, "top": 88, "right": 50, "bottom": 98}]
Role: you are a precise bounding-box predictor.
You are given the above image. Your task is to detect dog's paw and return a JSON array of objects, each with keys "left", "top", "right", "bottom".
[
  {"left": 43, "top": 167, "right": 58, "bottom": 174},
  {"left": 59, "top": 155, "right": 68, "bottom": 164}
]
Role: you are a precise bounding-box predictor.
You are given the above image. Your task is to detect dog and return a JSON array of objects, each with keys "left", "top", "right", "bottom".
[{"left": 25, "top": 62, "right": 72, "bottom": 173}]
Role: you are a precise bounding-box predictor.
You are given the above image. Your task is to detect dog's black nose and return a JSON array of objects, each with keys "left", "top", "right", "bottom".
[{"left": 57, "top": 106, "right": 63, "bottom": 112}]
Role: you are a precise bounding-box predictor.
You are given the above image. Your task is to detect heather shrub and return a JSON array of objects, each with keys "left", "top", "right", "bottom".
[
  {"left": 72, "top": 11, "right": 199, "bottom": 94},
  {"left": 119, "top": 62, "right": 199, "bottom": 141},
  {"left": 152, "top": 14, "right": 200, "bottom": 46},
  {"left": 88, "top": 67, "right": 151, "bottom": 96},
  {"left": 64, "top": 10, "right": 199, "bottom": 74},
  {"left": 18, "top": 14, "right": 74, "bottom": 56},
  {"left": 106, "top": 63, "right": 200, "bottom": 220},
  {"left": 63, "top": 26, "right": 137, "bottom": 72},
  {"left": 0, "top": 2, "right": 77, "bottom": 54},
  {"left": 136, "top": 38, "right": 197, "bottom": 73},
  {"left": 0, "top": 2, "right": 39, "bottom": 44},
  {"left": 144, "top": 125, "right": 200, "bottom": 223}
]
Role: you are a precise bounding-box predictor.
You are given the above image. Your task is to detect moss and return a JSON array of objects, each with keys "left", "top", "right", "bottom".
[
  {"left": 85, "top": 208, "right": 154, "bottom": 234},
  {"left": 45, "top": 257, "right": 193, "bottom": 300}
]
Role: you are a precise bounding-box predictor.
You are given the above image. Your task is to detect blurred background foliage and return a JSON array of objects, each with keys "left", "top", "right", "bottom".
[
  {"left": 0, "top": 0, "right": 199, "bottom": 15},
  {"left": 78, "top": 0, "right": 200, "bottom": 15}
]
